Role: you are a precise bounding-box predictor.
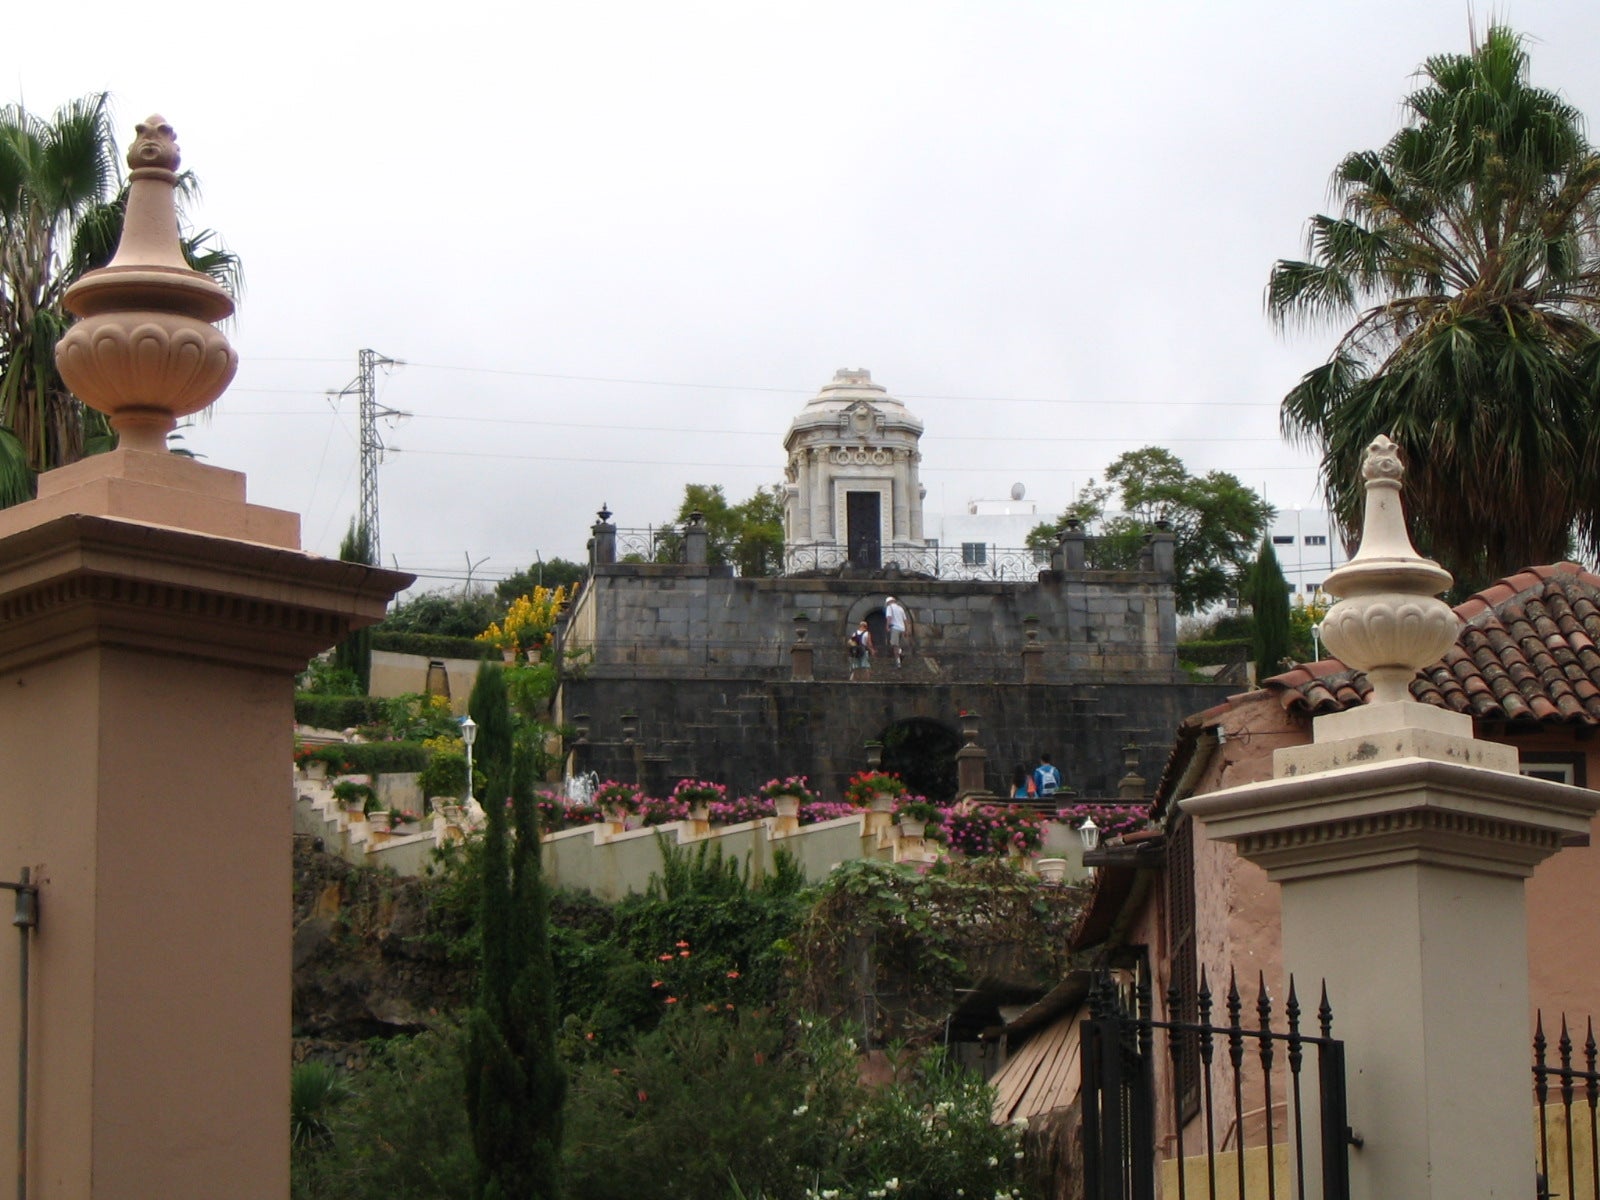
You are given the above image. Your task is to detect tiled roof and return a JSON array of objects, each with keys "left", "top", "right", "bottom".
[{"left": 1265, "top": 563, "right": 1600, "bottom": 726}]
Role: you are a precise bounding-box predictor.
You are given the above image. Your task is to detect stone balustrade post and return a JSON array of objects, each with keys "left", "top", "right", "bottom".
[
  {"left": 956, "top": 710, "right": 988, "bottom": 798},
  {"left": 591, "top": 504, "right": 616, "bottom": 566},
  {"left": 684, "top": 510, "right": 709, "bottom": 565},
  {"left": 791, "top": 613, "right": 814, "bottom": 681},
  {"left": 1060, "top": 519, "right": 1086, "bottom": 571},
  {"left": 1021, "top": 615, "right": 1045, "bottom": 683}
]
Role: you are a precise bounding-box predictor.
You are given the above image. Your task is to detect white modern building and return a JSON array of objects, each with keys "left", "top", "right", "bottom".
[{"left": 1266, "top": 506, "right": 1348, "bottom": 599}]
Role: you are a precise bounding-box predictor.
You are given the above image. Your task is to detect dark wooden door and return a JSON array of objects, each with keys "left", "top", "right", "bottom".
[{"left": 847, "top": 492, "right": 881, "bottom": 568}]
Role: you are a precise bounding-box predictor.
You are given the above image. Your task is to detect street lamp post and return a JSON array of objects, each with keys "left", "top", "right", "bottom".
[{"left": 460, "top": 715, "right": 477, "bottom": 800}]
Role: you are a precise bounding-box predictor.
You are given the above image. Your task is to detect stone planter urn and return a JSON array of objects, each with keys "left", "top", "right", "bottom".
[
  {"left": 304, "top": 761, "right": 328, "bottom": 782},
  {"left": 1035, "top": 857, "right": 1068, "bottom": 884},
  {"left": 897, "top": 818, "right": 927, "bottom": 840},
  {"left": 526, "top": 646, "right": 543, "bottom": 665},
  {"left": 439, "top": 803, "right": 465, "bottom": 825},
  {"left": 774, "top": 796, "right": 801, "bottom": 820},
  {"left": 367, "top": 810, "right": 391, "bottom": 833},
  {"left": 603, "top": 806, "right": 631, "bottom": 830},
  {"left": 501, "top": 647, "right": 517, "bottom": 664},
  {"left": 689, "top": 803, "right": 711, "bottom": 823},
  {"left": 869, "top": 795, "right": 896, "bottom": 815}
]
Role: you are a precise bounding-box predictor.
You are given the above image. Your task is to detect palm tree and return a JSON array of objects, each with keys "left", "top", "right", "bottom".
[
  {"left": 0, "top": 94, "right": 239, "bottom": 506},
  {"left": 1268, "top": 25, "right": 1600, "bottom": 589}
]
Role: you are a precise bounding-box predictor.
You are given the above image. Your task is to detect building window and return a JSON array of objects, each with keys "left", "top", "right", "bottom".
[
  {"left": 1271, "top": 535, "right": 1293, "bottom": 545},
  {"left": 1521, "top": 754, "right": 1586, "bottom": 787},
  {"left": 1285, "top": 584, "right": 1294, "bottom": 594},
  {"left": 961, "top": 542, "right": 987, "bottom": 566},
  {"left": 1167, "top": 813, "right": 1200, "bottom": 1122},
  {"left": 924, "top": 538, "right": 939, "bottom": 549},
  {"left": 1305, "top": 582, "right": 1321, "bottom": 592},
  {"left": 1304, "top": 534, "right": 1328, "bottom": 546}
]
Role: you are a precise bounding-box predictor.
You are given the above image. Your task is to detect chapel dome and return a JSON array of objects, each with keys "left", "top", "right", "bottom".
[{"left": 786, "top": 368, "right": 923, "bottom": 447}]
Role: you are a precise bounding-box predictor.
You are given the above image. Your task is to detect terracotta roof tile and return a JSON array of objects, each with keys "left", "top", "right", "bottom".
[{"left": 1265, "top": 562, "right": 1600, "bottom": 728}]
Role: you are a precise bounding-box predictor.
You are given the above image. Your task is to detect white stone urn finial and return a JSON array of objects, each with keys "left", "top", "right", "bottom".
[
  {"left": 53, "top": 115, "right": 237, "bottom": 454},
  {"left": 1318, "top": 435, "right": 1458, "bottom": 704}
]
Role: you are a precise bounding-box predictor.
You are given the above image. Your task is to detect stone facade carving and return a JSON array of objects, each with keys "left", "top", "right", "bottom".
[{"left": 783, "top": 369, "right": 925, "bottom": 569}]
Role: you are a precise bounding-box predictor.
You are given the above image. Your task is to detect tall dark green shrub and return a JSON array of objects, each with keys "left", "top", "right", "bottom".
[
  {"left": 333, "top": 520, "right": 375, "bottom": 694},
  {"left": 467, "top": 662, "right": 514, "bottom": 783},
  {"left": 464, "top": 728, "right": 565, "bottom": 1197},
  {"left": 1249, "top": 538, "right": 1292, "bottom": 681}
]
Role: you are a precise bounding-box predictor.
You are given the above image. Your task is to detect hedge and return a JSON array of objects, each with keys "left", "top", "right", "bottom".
[
  {"left": 295, "top": 693, "right": 386, "bottom": 730},
  {"left": 370, "top": 630, "right": 498, "bottom": 660},
  {"left": 310, "top": 741, "right": 431, "bottom": 775},
  {"left": 1177, "top": 637, "right": 1253, "bottom": 668}
]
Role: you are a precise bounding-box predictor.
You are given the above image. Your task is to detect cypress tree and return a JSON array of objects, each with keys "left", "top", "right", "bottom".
[
  {"left": 332, "top": 520, "right": 375, "bottom": 693},
  {"left": 1249, "top": 537, "right": 1293, "bottom": 682},
  {"left": 463, "top": 684, "right": 565, "bottom": 1198},
  {"left": 467, "top": 662, "right": 515, "bottom": 782}
]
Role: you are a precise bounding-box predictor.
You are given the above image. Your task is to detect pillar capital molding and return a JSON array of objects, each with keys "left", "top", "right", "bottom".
[
  {"left": 1183, "top": 753, "right": 1596, "bottom": 881},
  {"left": 0, "top": 513, "right": 409, "bottom": 675}
]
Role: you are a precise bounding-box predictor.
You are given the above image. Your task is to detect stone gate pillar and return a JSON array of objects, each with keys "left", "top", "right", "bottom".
[
  {"left": 0, "top": 116, "right": 409, "bottom": 1199},
  {"left": 1186, "top": 437, "right": 1596, "bottom": 1200}
]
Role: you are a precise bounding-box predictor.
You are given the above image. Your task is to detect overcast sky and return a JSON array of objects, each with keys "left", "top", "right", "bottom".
[{"left": 11, "top": 2, "right": 1600, "bottom": 592}]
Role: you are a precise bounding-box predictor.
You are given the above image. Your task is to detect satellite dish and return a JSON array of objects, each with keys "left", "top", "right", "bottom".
[{"left": 1010, "top": 482, "right": 1026, "bottom": 501}]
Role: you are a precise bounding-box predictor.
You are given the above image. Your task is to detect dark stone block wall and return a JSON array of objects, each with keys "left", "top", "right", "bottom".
[{"left": 562, "top": 676, "right": 1233, "bottom": 802}]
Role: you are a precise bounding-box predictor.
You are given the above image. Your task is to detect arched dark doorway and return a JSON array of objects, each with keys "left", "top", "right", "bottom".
[{"left": 878, "top": 717, "right": 961, "bottom": 802}]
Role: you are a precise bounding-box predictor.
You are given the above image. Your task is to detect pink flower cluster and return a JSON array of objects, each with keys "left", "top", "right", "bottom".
[
  {"left": 942, "top": 804, "right": 1044, "bottom": 856},
  {"left": 757, "top": 775, "right": 818, "bottom": 803},
  {"left": 1054, "top": 802, "right": 1149, "bottom": 838},
  {"left": 671, "top": 779, "right": 728, "bottom": 806}
]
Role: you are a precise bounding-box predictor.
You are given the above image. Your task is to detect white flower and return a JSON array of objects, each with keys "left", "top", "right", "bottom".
[
  {"left": 886, "top": 1180, "right": 900, "bottom": 1192},
  {"left": 986, "top": 1156, "right": 998, "bottom": 1167},
  {"left": 1013, "top": 1150, "right": 1025, "bottom": 1158},
  {"left": 793, "top": 1104, "right": 809, "bottom": 1116}
]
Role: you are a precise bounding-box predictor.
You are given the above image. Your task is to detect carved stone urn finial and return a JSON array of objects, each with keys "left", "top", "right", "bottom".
[
  {"left": 54, "top": 114, "right": 237, "bottom": 454},
  {"left": 1318, "top": 435, "right": 1458, "bottom": 704}
]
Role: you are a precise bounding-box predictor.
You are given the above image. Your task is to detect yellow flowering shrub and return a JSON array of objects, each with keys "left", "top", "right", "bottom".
[{"left": 477, "top": 584, "right": 571, "bottom": 653}]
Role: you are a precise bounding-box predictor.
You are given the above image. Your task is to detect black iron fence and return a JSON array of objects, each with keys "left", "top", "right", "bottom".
[
  {"left": 1535, "top": 1013, "right": 1600, "bottom": 1200},
  {"left": 1081, "top": 969, "right": 1351, "bottom": 1200},
  {"left": 605, "top": 529, "right": 1145, "bottom": 579}
]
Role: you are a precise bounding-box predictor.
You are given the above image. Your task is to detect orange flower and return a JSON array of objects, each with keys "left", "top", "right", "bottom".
[
  {"left": 651, "top": 980, "right": 663, "bottom": 989},
  {"left": 665, "top": 996, "right": 678, "bottom": 1005},
  {"left": 726, "top": 970, "right": 741, "bottom": 979},
  {"left": 674, "top": 940, "right": 690, "bottom": 948},
  {"left": 679, "top": 950, "right": 691, "bottom": 957},
  {"left": 658, "top": 953, "right": 674, "bottom": 962}
]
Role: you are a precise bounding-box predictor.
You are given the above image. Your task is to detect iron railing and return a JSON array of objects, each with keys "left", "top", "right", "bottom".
[
  {"left": 604, "top": 530, "right": 1146, "bottom": 579},
  {"left": 1535, "top": 1012, "right": 1600, "bottom": 1200},
  {"left": 1081, "top": 968, "right": 1350, "bottom": 1200}
]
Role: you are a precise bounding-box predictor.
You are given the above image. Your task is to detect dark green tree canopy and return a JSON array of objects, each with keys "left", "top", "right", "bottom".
[
  {"left": 1269, "top": 24, "right": 1600, "bottom": 588},
  {"left": 660, "top": 482, "right": 785, "bottom": 577},
  {"left": 1248, "top": 538, "right": 1293, "bottom": 679},
  {"left": 1029, "top": 447, "right": 1273, "bottom": 611}
]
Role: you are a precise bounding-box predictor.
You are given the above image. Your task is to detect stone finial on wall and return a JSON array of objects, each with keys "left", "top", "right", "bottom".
[
  {"left": 54, "top": 115, "right": 238, "bottom": 453},
  {"left": 1319, "top": 435, "right": 1458, "bottom": 704}
]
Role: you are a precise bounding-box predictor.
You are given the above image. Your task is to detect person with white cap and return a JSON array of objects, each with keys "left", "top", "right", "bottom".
[{"left": 884, "top": 595, "right": 910, "bottom": 667}]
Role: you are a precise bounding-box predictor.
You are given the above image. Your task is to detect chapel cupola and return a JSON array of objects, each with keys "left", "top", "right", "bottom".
[{"left": 783, "top": 368, "right": 925, "bottom": 569}]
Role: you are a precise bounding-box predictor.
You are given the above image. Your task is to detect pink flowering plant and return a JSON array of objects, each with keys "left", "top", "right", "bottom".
[
  {"left": 594, "top": 780, "right": 645, "bottom": 814},
  {"left": 638, "top": 795, "right": 693, "bottom": 826},
  {"left": 942, "top": 803, "right": 1043, "bottom": 856},
  {"left": 799, "top": 800, "right": 859, "bottom": 825},
  {"left": 1055, "top": 802, "right": 1149, "bottom": 839},
  {"left": 756, "top": 775, "right": 818, "bottom": 805},
  {"left": 670, "top": 779, "right": 727, "bottom": 808},
  {"left": 709, "top": 796, "right": 777, "bottom": 825}
]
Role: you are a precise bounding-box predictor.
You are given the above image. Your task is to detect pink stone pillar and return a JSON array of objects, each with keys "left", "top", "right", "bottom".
[{"left": 0, "top": 115, "right": 409, "bottom": 1200}]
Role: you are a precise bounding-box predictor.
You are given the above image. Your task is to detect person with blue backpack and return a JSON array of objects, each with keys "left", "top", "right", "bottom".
[{"left": 1032, "top": 752, "right": 1063, "bottom": 798}]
